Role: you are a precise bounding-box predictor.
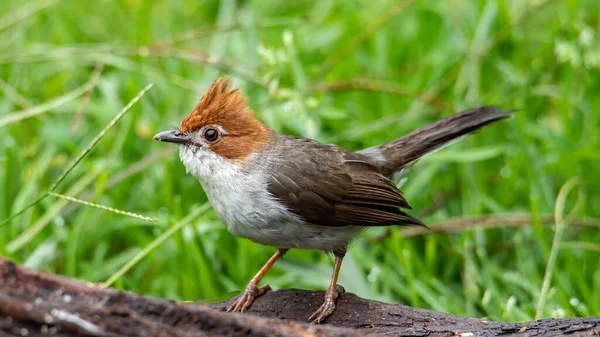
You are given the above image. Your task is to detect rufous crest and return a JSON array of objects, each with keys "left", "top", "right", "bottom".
[{"left": 180, "top": 77, "right": 273, "bottom": 160}]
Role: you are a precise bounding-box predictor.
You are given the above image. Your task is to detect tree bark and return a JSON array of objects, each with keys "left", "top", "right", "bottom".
[{"left": 0, "top": 257, "right": 598, "bottom": 337}]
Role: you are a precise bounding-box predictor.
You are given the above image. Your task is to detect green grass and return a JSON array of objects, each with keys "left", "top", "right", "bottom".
[{"left": 1, "top": 0, "right": 599, "bottom": 322}]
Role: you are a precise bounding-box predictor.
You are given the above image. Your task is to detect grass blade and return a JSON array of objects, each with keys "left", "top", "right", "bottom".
[
  {"left": 0, "top": 0, "right": 60, "bottom": 33},
  {"left": 0, "top": 83, "right": 154, "bottom": 228},
  {"left": 50, "top": 83, "right": 154, "bottom": 191},
  {"left": 0, "top": 80, "right": 96, "bottom": 128},
  {"left": 48, "top": 192, "right": 157, "bottom": 222},
  {"left": 6, "top": 168, "right": 104, "bottom": 253},
  {"left": 535, "top": 177, "right": 583, "bottom": 319},
  {"left": 103, "top": 203, "right": 211, "bottom": 288}
]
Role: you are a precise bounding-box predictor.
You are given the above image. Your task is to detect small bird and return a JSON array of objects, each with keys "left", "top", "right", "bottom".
[{"left": 154, "top": 77, "right": 513, "bottom": 323}]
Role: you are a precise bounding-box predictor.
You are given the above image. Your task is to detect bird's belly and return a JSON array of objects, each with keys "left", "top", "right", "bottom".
[
  {"left": 228, "top": 216, "right": 363, "bottom": 252},
  {"left": 206, "top": 181, "right": 362, "bottom": 251}
]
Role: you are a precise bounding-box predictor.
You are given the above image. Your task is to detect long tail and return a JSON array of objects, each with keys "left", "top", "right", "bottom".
[{"left": 358, "top": 106, "right": 515, "bottom": 177}]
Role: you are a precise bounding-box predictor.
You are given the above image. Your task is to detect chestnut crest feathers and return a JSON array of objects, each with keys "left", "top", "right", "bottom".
[{"left": 179, "top": 77, "right": 273, "bottom": 160}]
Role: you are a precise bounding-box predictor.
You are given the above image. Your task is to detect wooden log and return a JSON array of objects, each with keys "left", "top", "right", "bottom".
[{"left": 0, "top": 257, "right": 598, "bottom": 336}]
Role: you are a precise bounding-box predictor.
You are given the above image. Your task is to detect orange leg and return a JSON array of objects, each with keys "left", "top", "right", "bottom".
[
  {"left": 228, "top": 248, "right": 287, "bottom": 313},
  {"left": 308, "top": 254, "right": 345, "bottom": 324}
]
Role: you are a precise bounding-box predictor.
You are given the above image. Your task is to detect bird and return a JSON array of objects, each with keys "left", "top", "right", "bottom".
[{"left": 153, "top": 77, "right": 514, "bottom": 324}]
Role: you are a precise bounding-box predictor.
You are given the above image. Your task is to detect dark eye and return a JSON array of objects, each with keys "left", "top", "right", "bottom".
[{"left": 203, "top": 128, "right": 219, "bottom": 142}]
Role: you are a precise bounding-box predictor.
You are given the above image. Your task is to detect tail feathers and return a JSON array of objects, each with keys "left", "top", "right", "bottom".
[{"left": 358, "top": 106, "right": 515, "bottom": 177}]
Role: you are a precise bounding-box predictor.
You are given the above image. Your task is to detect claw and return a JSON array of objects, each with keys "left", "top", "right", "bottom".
[
  {"left": 308, "top": 284, "right": 345, "bottom": 324},
  {"left": 227, "top": 284, "right": 272, "bottom": 313}
]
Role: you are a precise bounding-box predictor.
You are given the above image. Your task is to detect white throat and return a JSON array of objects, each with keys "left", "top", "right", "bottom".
[{"left": 178, "top": 145, "right": 243, "bottom": 187}]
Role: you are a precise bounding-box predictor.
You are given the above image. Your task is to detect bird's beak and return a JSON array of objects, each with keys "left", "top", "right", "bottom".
[{"left": 153, "top": 129, "right": 187, "bottom": 144}]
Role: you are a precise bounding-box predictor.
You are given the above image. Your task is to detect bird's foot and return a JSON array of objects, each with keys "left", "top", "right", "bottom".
[
  {"left": 227, "top": 284, "right": 271, "bottom": 313},
  {"left": 308, "top": 284, "right": 345, "bottom": 324}
]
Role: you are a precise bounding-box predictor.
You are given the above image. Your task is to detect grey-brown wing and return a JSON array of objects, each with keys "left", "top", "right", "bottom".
[{"left": 265, "top": 137, "right": 424, "bottom": 228}]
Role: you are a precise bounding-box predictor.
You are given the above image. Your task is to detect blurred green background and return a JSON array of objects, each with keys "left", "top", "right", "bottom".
[{"left": 1, "top": 0, "right": 599, "bottom": 322}]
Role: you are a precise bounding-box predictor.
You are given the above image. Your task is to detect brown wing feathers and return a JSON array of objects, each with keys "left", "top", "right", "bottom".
[
  {"left": 266, "top": 137, "right": 424, "bottom": 228},
  {"left": 339, "top": 168, "right": 423, "bottom": 227}
]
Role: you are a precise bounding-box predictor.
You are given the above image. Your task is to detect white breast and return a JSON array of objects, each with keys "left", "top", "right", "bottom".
[{"left": 178, "top": 145, "right": 361, "bottom": 252}]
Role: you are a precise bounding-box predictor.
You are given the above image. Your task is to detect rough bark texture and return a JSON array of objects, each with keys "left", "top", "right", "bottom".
[{"left": 1, "top": 257, "right": 598, "bottom": 337}]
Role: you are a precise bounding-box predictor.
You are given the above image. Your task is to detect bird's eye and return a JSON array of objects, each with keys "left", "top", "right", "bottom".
[{"left": 203, "top": 128, "right": 219, "bottom": 142}]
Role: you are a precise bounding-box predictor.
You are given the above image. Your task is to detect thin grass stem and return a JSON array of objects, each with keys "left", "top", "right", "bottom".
[
  {"left": 0, "top": 0, "right": 60, "bottom": 33},
  {"left": 48, "top": 192, "right": 157, "bottom": 222},
  {"left": 103, "top": 203, "right": 211, "bottom": 288},
  {"left": 0, "top": 84, "right": 154, "bottom": 229},
  {"left": 535, "top": 177, "right": 582, "bottom": 319},
  {"left": 50, "top": 83, "right": 154, "bottom": 191}
]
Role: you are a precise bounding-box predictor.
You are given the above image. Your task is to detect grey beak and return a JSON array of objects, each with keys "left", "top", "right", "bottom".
[{"left": 153, "top": 129, "right": 187, "bottom": 144}]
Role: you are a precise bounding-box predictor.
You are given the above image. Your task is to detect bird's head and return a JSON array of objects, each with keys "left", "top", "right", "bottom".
[{"left": 154, "top": 78, "right": 273, "bottom": 170}]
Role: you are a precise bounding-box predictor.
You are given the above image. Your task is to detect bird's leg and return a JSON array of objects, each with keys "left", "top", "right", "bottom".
[
  {"left": 228, "top": 248, "right": 287, "bottom": 313},
  {"left": 308, "top": 253, "right": 345, "bottom": 324}
]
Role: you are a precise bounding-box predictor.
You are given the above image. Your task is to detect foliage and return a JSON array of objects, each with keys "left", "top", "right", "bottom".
[{"left": 1, "top": 0, "right": 599, "bottom": 321}]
